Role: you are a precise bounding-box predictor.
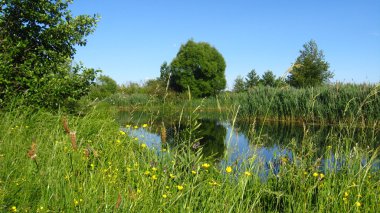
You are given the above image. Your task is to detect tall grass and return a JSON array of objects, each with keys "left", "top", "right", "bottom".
[{"left": 1, "top": 101, "right": 379, "bottom": 212}]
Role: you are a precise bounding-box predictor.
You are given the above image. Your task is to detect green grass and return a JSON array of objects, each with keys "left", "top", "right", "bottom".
[{"left": 1, "top": 103, "right": 379, "bottom": 212}]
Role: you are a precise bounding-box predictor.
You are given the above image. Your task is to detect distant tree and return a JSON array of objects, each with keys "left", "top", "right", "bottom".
[
  {"left": 245, "top": 69, "right": 260, "bottom": 89},
  {"left": 169, "top": 40, "right": 226, "bottom": 97},
  {"left": 233, "top": 76, "right": 246, "bottom": 93},
  {"left": 287, "top": 40, "right": 333, "bottom": 87},
  {"left": 88, "top": 75, "right": 118, "bottom": 99},
  {"left": 0, "top": 0, "right": 99, "bottom": 109},
  {"left": 261, "top": 70, "right": 276, "bottom": 87},
  {"left": 159, "top": 61, "right": 171, "bottom": 83}
]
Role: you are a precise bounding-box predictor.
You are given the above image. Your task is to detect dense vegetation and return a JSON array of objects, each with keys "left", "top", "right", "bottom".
[
  {"left": 1, "top": 102, "right": 379, "bottom": 212},
  {"left": 168, "top": 40, "right": 227, "bottom": 97},
  {"left": 0, "top": 0, "right": 99, "bottom": 110}
]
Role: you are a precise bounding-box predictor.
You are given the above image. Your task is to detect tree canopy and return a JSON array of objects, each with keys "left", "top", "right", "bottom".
[
  {"left": 287, "top": 40, "right": 333, "bottom": 87},
  {"left": 0, "top": 0, "right": 99, "bottom": 110},
  {"left": 169, "top": 40, "right": 226, "bottom": 97}
]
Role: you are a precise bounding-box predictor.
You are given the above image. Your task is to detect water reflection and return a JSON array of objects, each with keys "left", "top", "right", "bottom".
[{"left": 122, "top": 116, "right": 380, "bottom": 173}]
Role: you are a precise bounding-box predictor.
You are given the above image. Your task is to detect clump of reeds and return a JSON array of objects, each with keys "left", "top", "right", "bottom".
[
  {"left": 70, "top": 131, "right": 78, "bottom": 151},
  {"left": 27, "top": 141, "right": 39, "bottom": 170},
  {"left": 62, "top": 116, "right": 70, "bottom": 134},
  {"left": 161, "top": 122, "right": 167, "bottom": 144}
]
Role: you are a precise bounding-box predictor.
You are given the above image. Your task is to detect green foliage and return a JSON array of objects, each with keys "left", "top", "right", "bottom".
[
  {"left": 0, "top": 0, "right": 99, "bottom": 110},
  {"left": 237, "top": 84, "right": 380, "bottom": 124},
  {"left": 233, "top": 75, "right": 246, "bottom": 93},
  {"left": 260, "top": 70, "right": 276, "bottom": 87},
  {"left": 169, "top": 40, "right": 226, "bottom": 97},
  {"left": 287, "top": 40, "right": 333, "bottom": 87},
  {"left": 245, "top": 69, "right": 260, "bottom": 89},
  {"left": 88, "top": 75, "right": 118, "bottom": 100}
]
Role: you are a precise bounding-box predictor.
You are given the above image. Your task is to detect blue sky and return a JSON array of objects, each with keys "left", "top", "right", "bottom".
[{"left": 71, "top": 0, "right": 380, "bottom": 88}]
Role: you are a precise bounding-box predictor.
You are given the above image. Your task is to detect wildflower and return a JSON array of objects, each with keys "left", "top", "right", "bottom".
[
  {"left": 27, "top": 142, "right": 37, "bottom": 160},
  {"left": 202, "top": 163, "right": 210, "bottom": 169},
  {"left": 319, "top": 173, "right": 325, "bottom": 180},
  {"left": 137, "top": 189, "right": 142, "bottom": 193},
  {"left": 244, "top": 171, "right": 252, "bottom": 176},
  {"left": 165, "top": 186, "right": 170, "bottom": 189},
  {"left": 226, "top": 166, "right": 232, "bottom": 173},
  {"left": 116, "top": 139, "right": 121, "bottom": 144},
  {"left": 162, "top": 194, "right": 168, "bottom": 198},
  {"left": 74, "top": 199, "right": 79, "bottom": 206},
  {"left": 90, "top": 163, "right": 95, "bottom": 170},
  {"left": 133, "top": 125, "right": 138, "bottom": 129},
  {"left": 343, "top": 197, "right": 348, "bottom": 203},
  {"left": 141, "top": 143, "right": 147, "bottom": 149},
  {"left": 142, "top": 124, "right": 148, "bottom": 128},
  {"left": 152, "top": 175, "right": 158, "bottom": 180},
  {"left": 162, "top": 148, "right": 167, "bottom": 152},
  {"left": 119, "top": 130, "right": 126, "bottom": 135},
  {"left": 144, "top": 171, "right": 151, "bottom": 176},
  {"left": 10, "top": 206, "right": 17, "bottom": 212},
  {"left": 169, "top": 174, "right": 176, "bottom": 179},
  {"left": 209, "top": 180, "right": 219, "bottom": 186},
  {"left": 151, "top": 167, "right": 157, "bottom": 172},
  {"left": 344, "top": 191, "right": 349, "bottom": 197},
  {"left": 126, "top": 124, "right": 131, "bottom": 128},
  {"left": 191, "top": 170, "right": 197, "bottom": 175},
  {"left": 313, "top": 172, "right": 319, "bottom": 177},
  {"left": 355, "top": 201, "right": 361, "bottom": 207},
  {"left": 177, "top": 185, "right": 184, "bottom": 191},
  {"left": 303, "top": 171, "right": 308, "bottom": 175}
]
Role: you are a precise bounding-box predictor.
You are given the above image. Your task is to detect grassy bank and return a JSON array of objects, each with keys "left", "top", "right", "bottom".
[{"left": 1, "top": 103, "right": 379, "bottom": 212}]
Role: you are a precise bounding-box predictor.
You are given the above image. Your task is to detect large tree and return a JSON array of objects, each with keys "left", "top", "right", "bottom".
[
  {"left": 0, "top": 0, "right": 99, "bottom": 109},
  {"left": 169, "top": 40, "right": 226, "bottom": 97},
  {"left": 287, "top": 40, "right": 333, "bottom": 87}
]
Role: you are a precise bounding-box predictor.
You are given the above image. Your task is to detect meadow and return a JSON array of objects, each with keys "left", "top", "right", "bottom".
[{"left": 1, "top": 88, "right": 380, "bottom": 212}]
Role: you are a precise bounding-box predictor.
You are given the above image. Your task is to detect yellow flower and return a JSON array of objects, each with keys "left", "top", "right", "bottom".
[
  {"left": 319, "top": 173, "right": 325, "bottom": 179},
  {"left": 162, "top": 194, "right": 167, "bottom": 198},
  {"left": 119, "top": 130, "right": 126, "bottom": 135},
  {"left": 116, "top": 139, "right": 121, "bottom": 144},
  {"left": 244, "top": 171, "right": 252, "bottom": 176},
  {"left": 142, "top": 124, "right": 148, "bottom": 128},
  {"left": 74, "top": 199, "right": 79, "bottom": 206},
  {"left": 313, "top": 172, "right": 319, "bottom": 177},
  {"left": 133, "top": 125, "right": 138, "bottom": 129},
  {"left": 355, "top": 201, "right": 361, "bottom": 207},
  {"left": 177, "top": 185, "right": 184, "bottom": 191},
  {"left": 344, "top": 191, "right": 349, "bottom": 197},
  {"left": 137, "top": 189, "right": 142, "bottom": 193},
  {"left": 126, "top": 124, "right": 131, "bottom": 128},
  {"left": 151, "top": 167, "right": 157, "bottom": 172},
  {"left": 170, "top": 174, "right": 176, "bottom": 179},
  {"left": 226, "top": 166, "right": 232, "bottom": 173},
  {"left": 152, "top": 175, "right": 158, "bottom": 180},
  {"left": 209, "top": 180, "right": 219, "bottom": 186},
  {"left": 141, "top": 143, "right": 147, "bottom": 148},
  {"left": 191, "top": 170, "right": 197, "bottom": 175},
  {"left": 343, "top": 197, "right": 348, "bottom": 203},
  {"left": 202, "top": 163, "right": 210, "bottom": 169},
  {"left": 162, "top": 148, "right": 167, "bottom": 152},
  {"left": 144, "top": 170, "right": 151, "bottom": 176},
  {"left": 10, "top": 206, "right": 17, "bottom": 212}
]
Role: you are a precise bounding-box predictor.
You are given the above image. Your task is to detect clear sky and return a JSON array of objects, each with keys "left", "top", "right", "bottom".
[{"left": 71, "top": 0, "right": 380, "bottom": 88}]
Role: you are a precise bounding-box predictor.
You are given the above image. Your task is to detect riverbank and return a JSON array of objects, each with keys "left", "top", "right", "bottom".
[{"left": 1, "top": 104, "right": 379, "bottom": 212}]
